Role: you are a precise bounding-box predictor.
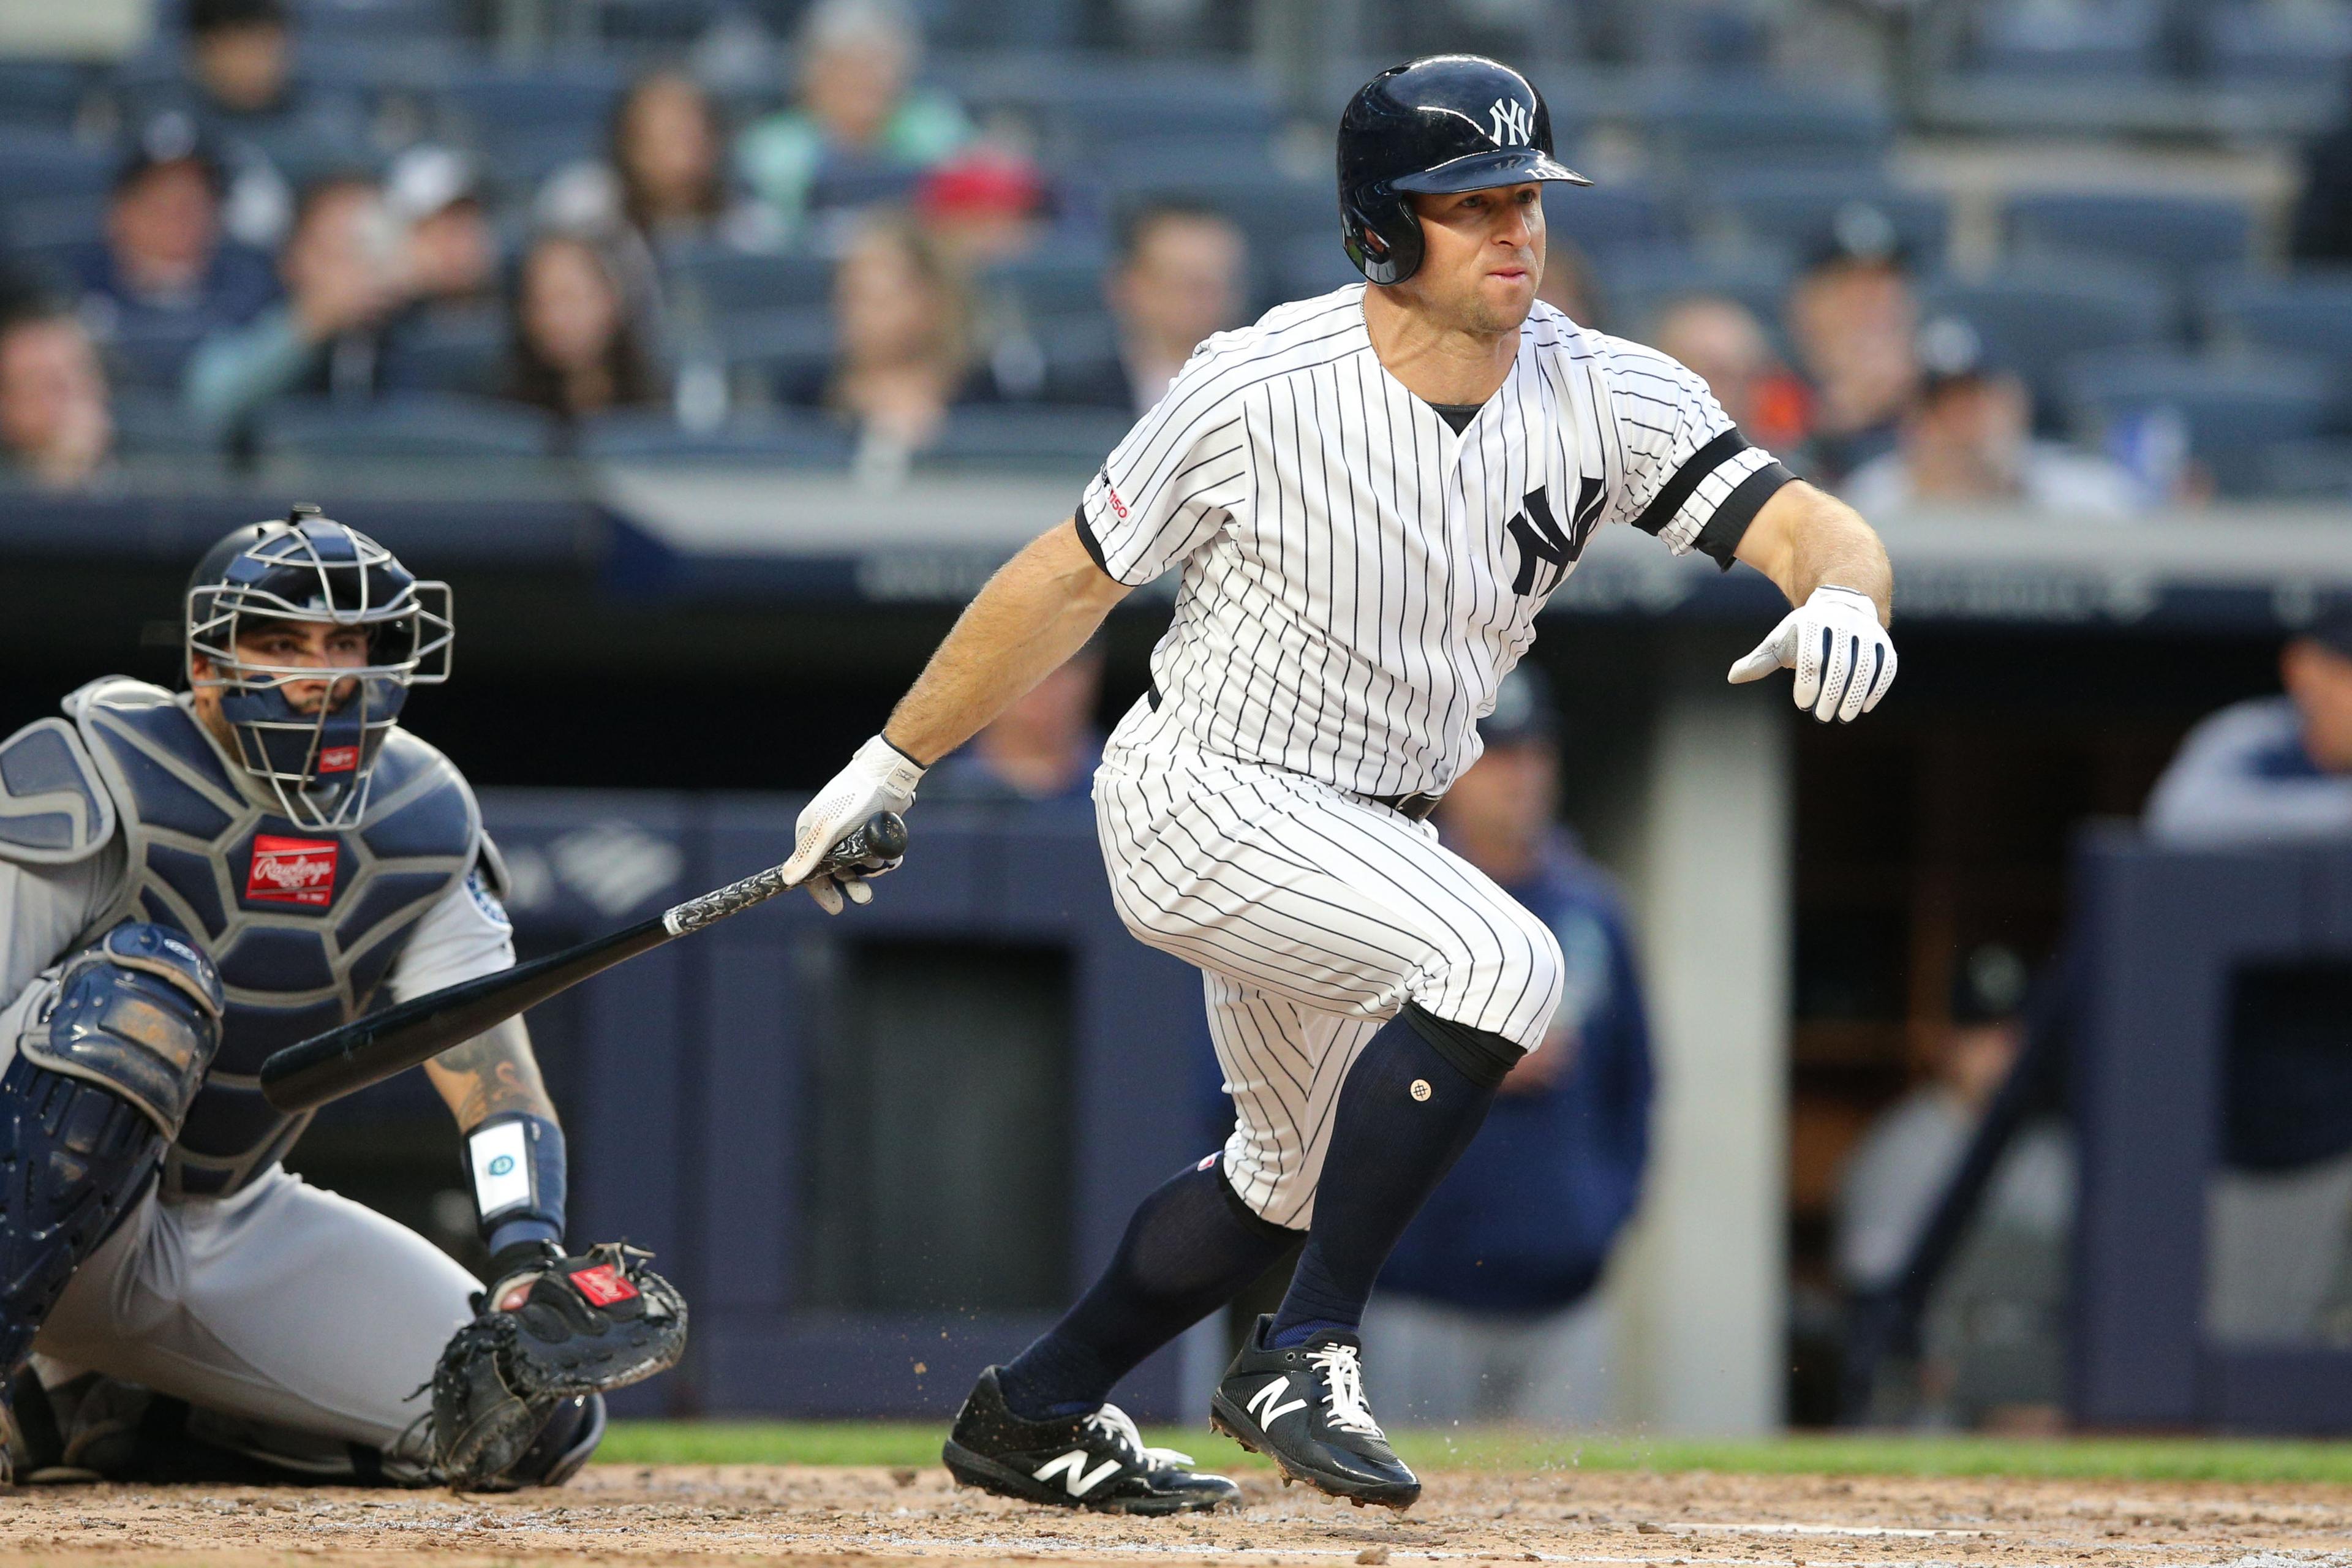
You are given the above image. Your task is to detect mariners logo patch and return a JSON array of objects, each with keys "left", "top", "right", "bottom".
[
  {"left": 247, "top": 834, "right": 339, "bottom": 906},
  {"left": 569, "top": 1264, "right": 640, "bottom": 1307}
]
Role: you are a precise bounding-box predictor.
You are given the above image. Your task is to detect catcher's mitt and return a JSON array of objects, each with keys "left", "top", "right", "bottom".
[{"left": 431, "top": 1242, "right": 686, "bottom": 1489}]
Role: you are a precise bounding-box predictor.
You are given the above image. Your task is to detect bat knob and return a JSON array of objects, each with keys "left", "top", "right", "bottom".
[{"left": 862, "top": 811, "right": 910, "bottom": 861}]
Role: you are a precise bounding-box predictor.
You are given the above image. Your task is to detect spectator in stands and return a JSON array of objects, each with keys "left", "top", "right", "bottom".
[
  {"left": 0, "top": 294, "right": 113, "bottom": 490},
  {"left": 1785, "top": 211, "right": 1918, "bottom": 486},
  {"left": 66, "top": 116, "right": 278, "bottom": 386},
  {"left": 1358, "top": 666, "right": 1654, "bottom": 1428},
  {"left": 924, "top": 636, "right": 1106, "bottom": 804},
  {"left": 735, "top": 0, "right": 973, "bottom": 247},
  {"left": 1836, "top": 946, "right": 2070, "bottom": 1428},
  {"left": 184, "top": 175, "right": 402, "bottom": 432},
  {"left": 791, "top": 211, "right": 979, "bottom": 472},
  {"left": 1840, "top": 318, "right": 2142, "bottom": 520},
  {"left": 507, "top": 232, "right": 657, "bottom": 426},
  {"left": 137, "top": 0, "right": 361, "bottom": 251},
  {"left": 541, "top": 67, "right": 780, "bottom": 265},
  {"left": 915, "top": 143, "right": 1050, "bottom": 267},
  {"left": 1051, "top": 201, "right": 1246, "bottom": 415},
  {"left": 1648, "top": 293, "right": 1807, "bottom": 455}
]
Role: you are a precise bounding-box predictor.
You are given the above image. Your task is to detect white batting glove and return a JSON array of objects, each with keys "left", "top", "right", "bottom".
[
  {"left": 783, "top": 734, "right": 925, "bottom": 914},
  {"left": 1727, "top": 585, "right": 1897, "bottom": 724}
]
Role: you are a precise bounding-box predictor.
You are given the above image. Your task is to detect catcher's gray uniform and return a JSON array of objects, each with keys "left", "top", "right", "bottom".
[{"left": 0, "top": 680, "right": 514, "bottom": 1464}]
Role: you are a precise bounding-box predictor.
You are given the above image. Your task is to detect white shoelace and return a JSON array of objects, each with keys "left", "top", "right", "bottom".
[
  {"left": 1085, "top": 1403, "right": 1195, "bottom": 1471},
  {"left": 1308, "top": 1343, "right": 1385, "bottom": 1439}
]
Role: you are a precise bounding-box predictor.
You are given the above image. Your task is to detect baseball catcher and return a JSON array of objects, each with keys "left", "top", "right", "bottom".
[{"left": 0, "top": 507, "right": 683, "bottom": 1488}]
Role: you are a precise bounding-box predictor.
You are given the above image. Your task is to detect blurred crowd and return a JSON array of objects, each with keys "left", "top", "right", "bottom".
[{"left": 6, "top": 0, "right": 2352, "bottom": 510}]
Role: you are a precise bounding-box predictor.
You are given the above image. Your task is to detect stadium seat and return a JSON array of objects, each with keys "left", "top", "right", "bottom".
[
  {"left": 2259, "top": 438, "right": 2352, "bottom": 499},
  {"left": 920, "top": 405, "right": 1136, "bottom": 472},
  {"left": 714, "top": 306, "right": 836, "bottom": 389},
  {"left": 380, "top": 309, "right": 509, "bottom": 397},
  {"left": 440, "top": 61, "right": 626, "bottom": 190},
  {"left": 2203, "top": 271, "right": 2352, "bottom": 373},
  {"left": 1639, "top": 83, "right": 1893, "bottom": 176},
  {"left": 1548, "top": 184, "right": 1681, "bottom": 261},
  {"left": 2063, "top": 350, "right": 2338, "bottom": 497},
  {"left": 1593, "top": 246, "right": 1796, "bottom": 341},
  {"left": 578, "top": 408, "right": 856, "bottom": 466},
  {"left": 2004, "top": 193, "right": 2255, "bottom": 279},
  {"left": 1917, "top": 265, "right": 2175, "bottom": 402},
  {"left": 1699, "top": 175, "right": 1948, "bottom": 271},
  {"left": 290, "top": 0, "right": 464, "bottom": 45},
  {"left": 2200, "top": 1, "right": 2352, "bottom": 84},
  {"left": 111, "top": 388, "right": 228, "bottom": 458},
  {"left": 100, "top": 317, "right": 217, "bottom": 394},
  {"left": 979, "top": 252, "right": 1111, "bottom": 322},
  {"left": 0, "top": 130, "right": 112, "bottom": 207},
  {"left": 255, "top": 394, "right": 559, "bottom": 459},
  {"left": 677, "top": 249, "right": 835, "bottom": 317},
  {"left": 0, "top": 62, "right": 91, "bottom": 130},
  {"left": 1972, "top": 0, "right": 2165, "bottom": 77}
]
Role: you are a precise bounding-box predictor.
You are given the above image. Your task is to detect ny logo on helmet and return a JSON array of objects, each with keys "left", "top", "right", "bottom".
[{"left": 1488, "top": 97, "right": 1532, "bottom": 148}]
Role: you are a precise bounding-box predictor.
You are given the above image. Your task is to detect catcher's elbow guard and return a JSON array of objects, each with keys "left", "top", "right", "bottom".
[{"left": 431, "top": 1243, "right": 685, "bottom": 1490}]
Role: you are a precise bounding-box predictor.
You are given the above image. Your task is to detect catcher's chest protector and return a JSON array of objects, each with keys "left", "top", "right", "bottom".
[{"left": 70, "top": 679, "right": 481, "bottom": 1199}]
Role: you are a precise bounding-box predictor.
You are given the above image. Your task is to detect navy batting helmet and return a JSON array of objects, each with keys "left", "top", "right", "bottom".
[{"left": 1338, "top": 55, "right": 1591, "bottom": 287}]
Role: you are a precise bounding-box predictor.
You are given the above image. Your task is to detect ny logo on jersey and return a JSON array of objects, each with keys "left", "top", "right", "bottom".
[
  {"left": 1506, "top": 476, "right": 1605, "bottom": 596},
  {"left": 1488, "top": 97, "right": 1532, "bottom": 148}
]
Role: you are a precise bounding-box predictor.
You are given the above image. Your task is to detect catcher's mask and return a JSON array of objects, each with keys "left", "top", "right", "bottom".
[{"left": 185, "top": 505, "right": 452, "bottom": 830}]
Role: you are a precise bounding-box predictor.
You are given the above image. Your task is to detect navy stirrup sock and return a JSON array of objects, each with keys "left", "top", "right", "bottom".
[
  {"left": 997, "top": 1159, "right": 1297, "bottom": 1422},
  {"left": 1266, "top": 1006, "right": 1518, "bottom": 1349}
]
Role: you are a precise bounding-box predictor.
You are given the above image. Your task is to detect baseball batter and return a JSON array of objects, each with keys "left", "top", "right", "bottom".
[
  {"left": 0, "top": 510, "right": 681, "bottom": 1487},
  {"left": 783, "top": 56, "right": 1897, "bottom": 1512}
]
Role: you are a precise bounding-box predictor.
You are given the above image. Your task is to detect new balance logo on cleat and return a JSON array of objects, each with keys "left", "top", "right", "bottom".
[
  {"left": 1034, "top": 1449, "right": 1123, "bottom": 1498},
  {"left": 1245, "top": 1376, "right": 1307, "bottom": 1427}
]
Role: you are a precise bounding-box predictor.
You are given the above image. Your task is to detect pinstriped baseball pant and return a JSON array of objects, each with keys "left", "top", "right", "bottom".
[{"left": 1093, "top": 728, "right": 1564, "bottom": 1229}]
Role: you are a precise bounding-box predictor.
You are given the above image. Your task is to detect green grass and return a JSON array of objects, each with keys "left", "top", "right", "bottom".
[{"left": 600, "top": 1422, "right": 2352, "bottom": 1484}]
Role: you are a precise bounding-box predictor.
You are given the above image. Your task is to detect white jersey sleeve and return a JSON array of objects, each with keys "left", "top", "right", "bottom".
[
  {"left": 385, "top": 864, "right": 516, "bottom": 1003},
  {"left": 1075, "top": 342, "right": 1255, "bottom": 585},
  {"left": 0, "top": 840, "right": 124, "bottom": 1007},
  {"left": 1593, "top": 332, "right": 1793, "bottom": 568}
]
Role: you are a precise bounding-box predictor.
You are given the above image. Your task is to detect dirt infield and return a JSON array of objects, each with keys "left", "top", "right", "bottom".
[{"left": 6, "top": 1462, "right": 2351, "bottom": 1568}]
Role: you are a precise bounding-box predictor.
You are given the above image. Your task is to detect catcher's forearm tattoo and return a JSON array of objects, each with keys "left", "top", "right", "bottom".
[{"left": 423, "top": 1016, "right": 556, "bottom": 1131}]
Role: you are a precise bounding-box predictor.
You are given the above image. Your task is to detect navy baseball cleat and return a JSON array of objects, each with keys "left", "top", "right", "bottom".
[
  {"left": 943, "top": 1367, "right": 1240, "bottom": 1515},
  {"left": 1208, "top": 1315, "right": 1419, "bottom": 1510}
]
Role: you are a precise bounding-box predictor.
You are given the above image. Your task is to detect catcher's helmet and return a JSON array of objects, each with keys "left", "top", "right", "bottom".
[
  {"left": 1338, "top": 55, "right": 1591, "bottom": 286},
  {"left": 186, "top": 504, "right": 453, "bottom": 829}
]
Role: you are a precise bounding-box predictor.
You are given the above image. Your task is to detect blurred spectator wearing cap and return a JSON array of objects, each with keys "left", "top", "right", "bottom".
[
  {"left": 1836, "top": 946, "right": 2071, "bottom": 1427},
  {"left": 64, "top": 116, "right": 278, "bottom": 385},
  {"left": 1354, "top": 666, "right": 1655, "bottom": 1428},
  {"left": 1051, "top": 201, "right": 1246, "bottom": 415},
  {"left": 129, "top": 0, "right": 366, "bottom": 251},
  {"left": 916, "top": 144, "right": 1049, "bottom": 268},
  {"left": 924, "top": 636, "right": 1106, "bottom": 805},
  {"left": 0, "top": 293, "right": 113, "bottom": 491},
  {"left": 1785, "top": 208, "right": 1918, "bottom": 486},
  {"left": 1841, "top": 318, "right": 2143, "bottom": 521},
  {"left": 506, "top": 231, "right": 657, "bottom": 427},
  {"left": 735, "top": 0, "right": 974, "bottom": 249},
  {"left": 1648, "top": 293, "right": 1809, "bottom": 456},
  {"left": 183, "top": 156, "right": 501, "bottom": 434},
  {"left": 787, "top": 211, "right": 986, "bottom": 476}
]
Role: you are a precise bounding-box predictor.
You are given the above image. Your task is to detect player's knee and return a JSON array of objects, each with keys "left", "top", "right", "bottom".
[{"left": 18, "top": 923, "right": 225, "bottom": 1137}]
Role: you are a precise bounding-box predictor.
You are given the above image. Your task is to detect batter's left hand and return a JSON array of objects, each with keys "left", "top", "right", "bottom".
[{"left": 1728, "top": 585, "right": 1896, "bottom": 723}]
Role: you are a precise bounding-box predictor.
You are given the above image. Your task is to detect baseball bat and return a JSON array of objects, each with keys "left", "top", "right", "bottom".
[{"left": 257, "top": 812, "right": 909, "bottom": 1114}]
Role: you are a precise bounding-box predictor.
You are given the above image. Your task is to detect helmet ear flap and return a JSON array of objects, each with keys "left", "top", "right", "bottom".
[{"left": 1342, "top": 184, "right": 1423, "bottom": 286}]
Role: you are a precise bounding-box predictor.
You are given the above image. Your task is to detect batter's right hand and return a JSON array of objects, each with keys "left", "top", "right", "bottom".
[{"left": 783, "top": 735, "right": 925, "bottom": 914}]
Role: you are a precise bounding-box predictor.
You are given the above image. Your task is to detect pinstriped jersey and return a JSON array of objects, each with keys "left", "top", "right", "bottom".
[{"left": 1077, "top": 285, "right": 1793, "bottom": 797}]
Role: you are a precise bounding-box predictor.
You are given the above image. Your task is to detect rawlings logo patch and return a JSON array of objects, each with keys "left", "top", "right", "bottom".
[
  {"left": 317, "top": 745, "right": 359, "bottom": 774},
  {"left": 247, "top": 835, "right": 338, "bottom": 907},
  {"left": 569, "top": 1264, "right": 639, "bottom": 1306}
]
